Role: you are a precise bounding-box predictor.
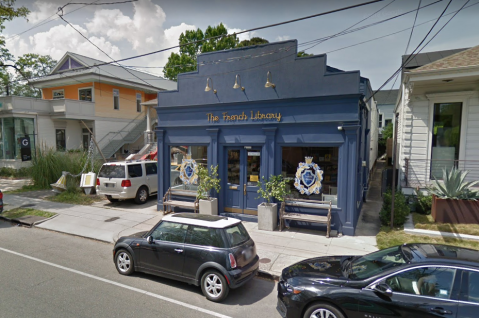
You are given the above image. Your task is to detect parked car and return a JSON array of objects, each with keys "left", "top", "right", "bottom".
[
  {"left": 96, "top": 160, "right": 158, "bottom": 204},
  {"left": 277, "top": 243, "right": 479, "bottom": 318},
  {"left": 0, "top": 189, "right": 3, "bottom": 213},
  {"left": 113, "top": 213, "right": 259, "bottom": 302}
]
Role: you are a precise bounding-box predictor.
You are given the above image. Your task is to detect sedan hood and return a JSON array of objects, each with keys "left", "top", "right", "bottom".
[{"left": 282, "top": 256, "right": 354, "bottom": 281}]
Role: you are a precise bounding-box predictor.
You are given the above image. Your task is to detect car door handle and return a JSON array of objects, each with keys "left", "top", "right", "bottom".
[
  {"left": 430, "top": 307, "right": 452, "bottom": 315},
  {"left": 174, "top": 249, "right": 183, "bottom": 253}
]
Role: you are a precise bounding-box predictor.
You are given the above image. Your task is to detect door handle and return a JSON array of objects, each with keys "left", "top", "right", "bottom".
[
  {"left": 430, "top": 307, "right": 452, "bottom": 315},
  {"left": 174, "top": 249, "right": 183, "bottom": 253},
  {"left": 244, "top": 184, "right": 246, "bottom": 195}
]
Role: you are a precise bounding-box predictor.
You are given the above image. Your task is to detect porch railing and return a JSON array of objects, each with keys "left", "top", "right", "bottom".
[{"left": 404, "top": 157, "right": 479, "bottom": 188}]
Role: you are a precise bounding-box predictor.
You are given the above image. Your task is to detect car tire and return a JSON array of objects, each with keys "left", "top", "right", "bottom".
[
  {"left": 106, "top": 195, "right": 119, "bottom": 203},
  {"left": 303, "top": 302, "right": 345, "bottom": 318},
  {"left": 115, "top": 249, "right": 134, "bottom": 275},
  {"left": 135, "top": 186, "right": 148, "bottom": 204},
  {"left": 201, "top": 270, "right": 229, "bottom": 302}
]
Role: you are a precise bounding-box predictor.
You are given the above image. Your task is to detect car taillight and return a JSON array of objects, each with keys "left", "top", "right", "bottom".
[
  {"left": 228, "top": 253, "right": 237, "bottom": 269},
  {"left": 0, "top": 191, "right": 3, "bottom": 200},
  {"left": 96, "top": 178, "right": 100, "bottom": 186},
  {"left": 121, "top": 180, "right": 131, "bottom": 187}
]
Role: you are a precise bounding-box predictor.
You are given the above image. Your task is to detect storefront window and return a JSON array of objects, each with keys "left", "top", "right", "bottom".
[
  {"left": 282, "top": 147, "right": 338, "bottom": 203},
  {"left": 0, "top": 117, "right": 35, "bottom": 160},
  {"left": 170, "top": 145, "right": 207, "bottom": 190}
]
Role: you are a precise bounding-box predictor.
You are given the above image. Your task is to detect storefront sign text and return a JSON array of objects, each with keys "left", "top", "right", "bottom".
[{"left": 207, "top": 111, "right": 282, "bottom": 123}]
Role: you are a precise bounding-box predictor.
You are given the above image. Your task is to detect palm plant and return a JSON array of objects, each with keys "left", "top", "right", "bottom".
[{"left": 429, "top": 168, "right": 479, "bottom": 200}]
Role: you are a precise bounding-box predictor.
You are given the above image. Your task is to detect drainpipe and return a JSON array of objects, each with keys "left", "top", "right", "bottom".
[{"left": 390, "top": 112, "right": 399, "bottom": 229}]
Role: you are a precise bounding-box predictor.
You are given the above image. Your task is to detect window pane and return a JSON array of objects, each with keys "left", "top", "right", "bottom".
[
  {"left": 246, "top": 150, "right": 260, "bottom": 186},
  {"left": 228, "top": 149, "right": 240, "bottom": 184},
  {"left": 53, "top": 90, "right": 64, "bottom": 99},
  {"left": 385, "top": 267, "right": 455, "bottom": 299},
  {"left": 127, "top": 164, "right": 143, "bottom": 178},
  {"left": 151, "top": 221, "right": 188, "bottom": 243},
  {"left": 137, "top": 100, "right": 141, "bottom": 112},
  {"left": 186, "top": 226, "right": 225, "bottom": 248},
  {"left": 98, "top": 165, "right": 125, "bottom": 178},
  {"left": 56, "top": 129, "right": 65, "bottom": 151},
  {"left": 170, "top": 145, "right": 207, "bottom": 190},
  {"left": 79, "top": 88, "right": 92, "bottom": 101},
  {"left": 465, "top": 271, "right": 479, "bottom": 303},
  {"left": 145, "top": 162, "right": 157, "bottom": 175},
  {"left": 14, "top": 118, "right": 34, "bottom": 159},
  {"left": 282, "top": 147, "right": 338, "bottom": 202},
  {"left": 225, "top": 223, "right": 250, "bottom": 246}
]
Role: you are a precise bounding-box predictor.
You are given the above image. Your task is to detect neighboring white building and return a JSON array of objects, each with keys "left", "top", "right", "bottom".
[
  {"left": 0, "top": 52, "right": 176, "bottom": 169},
  {"left": 395, "top": 46, "right": 479, "bottom": 194},
  {"left": 375, "top": 89, "right": 398, "bottom": 135}
]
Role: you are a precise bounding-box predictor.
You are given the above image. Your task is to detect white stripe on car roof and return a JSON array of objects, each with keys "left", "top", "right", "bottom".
[{"left": 162, "top": 213, "right": 241, "bottom": 229}]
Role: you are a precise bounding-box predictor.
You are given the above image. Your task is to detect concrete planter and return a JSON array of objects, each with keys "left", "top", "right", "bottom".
[
  {"left": 199, "top": 198, "right": 218, "bottom": 215},
  {"left": 258, "top": 202, "right": 278, "bottom": 231},
  {"left": 432, "top": 195, "right": 479, "bottom": 224}
]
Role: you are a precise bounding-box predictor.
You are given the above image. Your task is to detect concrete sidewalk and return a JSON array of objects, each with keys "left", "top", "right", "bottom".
[{"left": 3, "top": 192, "right": 378, "bottom": 278}]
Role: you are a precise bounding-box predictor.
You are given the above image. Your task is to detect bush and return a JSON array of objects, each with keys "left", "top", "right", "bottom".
[
  {"left": 0, "top": 167, "right": 32, "bottom": 178},
  {"left": 380, "top": 190, "right": 410, "bottom": 226},
  {"left": 415, "top": 189, "right": 432, "bottom": 215}
]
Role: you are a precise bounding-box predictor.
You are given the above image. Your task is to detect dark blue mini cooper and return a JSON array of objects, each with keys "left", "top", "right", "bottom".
[{"left": 278, "top": 243, "right": 479, "bottom": 318}]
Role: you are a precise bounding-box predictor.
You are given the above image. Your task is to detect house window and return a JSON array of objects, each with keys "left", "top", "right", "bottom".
[
  {"left": 169, "top": 145, "right": 208, "bottom": 191},
  {"left": 385, "top": 119, "right": 392, "bottom": 127},
  {"left": 52, "top": 89, "right": 64, "bottom": 99},
  {"left": 82, "top": 128, "right": 93, "bottom": 150},
  {"left": 136, "top": 93, "right": 142, "bottom": 112},
  {"left": 431, "top": 102, "right": 463, "bottom": 179},
  {"left": 79, "top": 88, "right": 92, "bottom": 101},
  {"left": 113, "top": 89, "right": 119, "bottom": 110},
  {"left": 0, "top": 117, "right": 35, "bottom": 160},
  {"left": 378, "top": 114, "right": 383, "bottom": 128},
  {"left": 282, "top": 146, "right": 338, "bottom": 203},
  {"left": 56, "top": 129, "right": 66, "bottom": 151}
]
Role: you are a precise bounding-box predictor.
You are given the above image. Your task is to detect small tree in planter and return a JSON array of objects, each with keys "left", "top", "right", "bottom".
[
  {"left": 197, "top": 165, "right": 221, "bottom": 215},
  {"left": 256, "top": 175, "right": 290, "bottom": 231},
  {"left": 428, "top": 168, "right": 479, "bottom": 223}
]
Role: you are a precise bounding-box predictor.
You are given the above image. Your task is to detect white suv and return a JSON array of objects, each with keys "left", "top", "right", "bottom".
[{"left": 96, "top": 160, "right": 158, "bottom": 204}]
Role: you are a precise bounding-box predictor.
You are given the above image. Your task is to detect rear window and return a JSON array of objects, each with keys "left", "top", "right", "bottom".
[
  {"left": 224, "top": 223, "right": 249, "bottom": 247},
  {"left": 186, "top": 226, "right": 226, "bottom": 248},
  {"left": 128, "top": 164, "right": 143, "bottom": 178},
  {"left": 98, "top": 165, "right": 125, "bottom": 178}
]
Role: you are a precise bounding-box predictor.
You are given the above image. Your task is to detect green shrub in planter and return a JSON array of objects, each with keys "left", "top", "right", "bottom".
[
  {"left": 380, "top": 190, "right": 410, "bottom": 226},
  {"left": 415, "top": 189, "right": 432, "bottom": 215}
]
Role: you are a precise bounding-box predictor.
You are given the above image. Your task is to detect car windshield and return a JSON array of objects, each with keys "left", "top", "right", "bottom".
[
  {"left": 348, "top": 246, "right": 408, "bottom": 280},
  {"left": 99, "top": 165, "right": 125, "bottom": 178},
  {"left": 224, "top": 223, "right": 250, "bottom": 247}
]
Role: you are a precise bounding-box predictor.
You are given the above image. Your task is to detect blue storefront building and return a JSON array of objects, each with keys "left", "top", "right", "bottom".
[{"left": 155, "top": 40, "right": 374, "bottom": 236}]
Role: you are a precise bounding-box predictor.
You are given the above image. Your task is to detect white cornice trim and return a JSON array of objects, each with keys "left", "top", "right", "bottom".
[{"left": 425, "top": 91, "right": 476, "bottom": 100}]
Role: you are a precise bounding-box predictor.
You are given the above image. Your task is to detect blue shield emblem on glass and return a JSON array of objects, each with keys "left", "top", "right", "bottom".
[
  {"left": 301, "top": 170, "right": 316, "bottom": 187},
  {"left": 184, "top": 164, "right": 194, "bottom": 178}
]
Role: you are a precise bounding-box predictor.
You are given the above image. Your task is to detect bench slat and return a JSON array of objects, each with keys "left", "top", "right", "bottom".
[
  {"left": 170, "top": 190, "right": 197, "bottom": 197},
  {"left": 282, "top": 213, "right": 328, "bottom": 223},
  {"left": 280, "top": 199, "right": 332, "bottom": 238},
  {"left": 165, "top": 200, "right": 197, "bottom": 207}
]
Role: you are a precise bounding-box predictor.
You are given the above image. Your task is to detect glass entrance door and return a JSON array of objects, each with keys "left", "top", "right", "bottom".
[{"left": 224, "top": 147, "right": 262, "bottom": 215}]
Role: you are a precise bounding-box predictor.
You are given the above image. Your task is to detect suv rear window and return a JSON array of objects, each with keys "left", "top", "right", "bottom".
[
  {"left": 99, "top": 165, "right": 125, "bottom": 178},
  {"left": 224, "top": 223, "right": 249, "bottom": 247}
]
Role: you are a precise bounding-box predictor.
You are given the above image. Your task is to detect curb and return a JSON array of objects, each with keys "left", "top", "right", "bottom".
[
  {"left": 404, "top": 214, "right": 479, "bottom": 242},
  {"left": 0, "top": 213, "right": 59, "bottom": 227}
]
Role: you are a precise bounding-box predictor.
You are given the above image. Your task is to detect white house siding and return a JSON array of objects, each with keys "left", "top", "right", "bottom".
[
  {"left": 369, "top": 99, "right": 379, "bottom": 170},
  {"left": 36, "top": 115, "right": 56, "bottom": 150},
  {"left": 66, "top": 120, "right": 82, "bottom": 150},
  {"left": 464, "top": 96, "right": 479, "bottom": 181}
]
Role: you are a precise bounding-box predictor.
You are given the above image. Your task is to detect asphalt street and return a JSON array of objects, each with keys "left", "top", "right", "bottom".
[{"left": 0, "top": 221, "right": 278, "bottom": 318}]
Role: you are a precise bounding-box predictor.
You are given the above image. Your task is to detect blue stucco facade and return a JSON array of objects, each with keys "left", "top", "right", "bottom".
[{"left": 155, "top": 40, "right": 373, "bottom": 236}]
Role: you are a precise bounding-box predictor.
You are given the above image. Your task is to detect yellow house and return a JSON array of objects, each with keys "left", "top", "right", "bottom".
[{"left": 0, "top": 52, "right": 176, "bottom": 169}]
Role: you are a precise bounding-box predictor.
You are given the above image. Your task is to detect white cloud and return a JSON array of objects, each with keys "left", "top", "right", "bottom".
[
  {"left": 6, "top": 24, "right": 121, "bottom": 61},
  {"left": 227, "top": 27, "right": 250, "bottom": 42},
  {"left": 27, "top": 0, "right": 77, "bottom": 24},
  {"left": 276, "top": 35, "right": 291, "bottom": 42}
]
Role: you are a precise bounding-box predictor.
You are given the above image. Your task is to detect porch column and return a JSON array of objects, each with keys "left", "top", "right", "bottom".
[
  {"left": 342, "top": 125, "right": 360, "bottom": 236},
  {"left": 262, "top": 127, "right": 277, "bottom": 180},
  {"left": 156, "top": 129, "right": 165, "bottom": 211}
]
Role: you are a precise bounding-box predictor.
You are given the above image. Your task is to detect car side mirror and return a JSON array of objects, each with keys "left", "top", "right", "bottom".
[
  {"left": 374, "top": 283, "right": 393, "bottom": 297},
  {"left": 147, "top": 236, "right": 153, "bottom": 244}
]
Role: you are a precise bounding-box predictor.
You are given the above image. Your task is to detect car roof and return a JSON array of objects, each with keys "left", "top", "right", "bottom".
[
  {"left": 162, "top": 213, "right": 242, "bottom": 229},
  {"left": 404, "top": 243, "right": 479, "bottom": 265}
]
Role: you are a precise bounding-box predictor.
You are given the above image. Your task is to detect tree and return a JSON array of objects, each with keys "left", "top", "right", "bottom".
[
  {"left": 237, "top": 37, "right": 269, "bottom": 48},
  {"left": 297, "top": 51, "right": 313, "bottom": 57},
  {"left": 163, "top": 23, "right": 238, "bottom": 81},
  {"left": 11, "top": 54, "right": 57, "bottom": 97}
]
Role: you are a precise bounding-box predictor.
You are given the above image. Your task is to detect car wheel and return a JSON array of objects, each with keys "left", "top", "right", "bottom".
[
  {"left": 106, "top": 195, "right": 119, "bottom": 203},
  {"left": 115, "top": 249, "right": 134, "bottom": 275},
  {"left": 135, "top": 186, "right": 148, "bottom": 204},
  {"left": 201, "top": 270, "right": 229, "bottom": 302},
  {"left": 304, "top": 302, "right": 345, "bottom": 318}
]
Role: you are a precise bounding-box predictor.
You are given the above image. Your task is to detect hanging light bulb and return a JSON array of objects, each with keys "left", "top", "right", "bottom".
[{"left": 265, "top": 71, "right": 275, "bottom": 88}]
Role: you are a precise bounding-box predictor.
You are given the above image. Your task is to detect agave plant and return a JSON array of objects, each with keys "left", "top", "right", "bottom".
[{"left": 429, "top": 168, "right": 479, "bottom": 200}]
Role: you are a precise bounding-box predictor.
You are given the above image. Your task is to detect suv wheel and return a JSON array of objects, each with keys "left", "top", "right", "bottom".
[
  {"left": 303, "top": 302, "right": 344, "bottom": 318},
  {"left": 201, "top": 270, "right": 229, "bottom": 302},
  {"left": 115, "top": 249, "right": 134, "bottom": 275},
  {"left": 135, "top": 186, "right": 148, "bottom": 204},
  {"left": 106, "top": 195, "right": 118, "bottom": 203}
]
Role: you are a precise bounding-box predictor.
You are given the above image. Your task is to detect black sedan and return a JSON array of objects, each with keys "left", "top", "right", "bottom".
[{"left": 277, "top": 243, "right": 479, "bottom": 318}]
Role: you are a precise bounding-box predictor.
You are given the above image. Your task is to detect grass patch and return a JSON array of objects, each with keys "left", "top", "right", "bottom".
[
  {"left": 377, "top": 226, "right": 479, "bottom": 251},
  {"left": 5, "top": 184, "right": 46, "bottom": 194},
  {"left": 413, "top": 213, "right": 479, "bottom": 236},
  {"left": 2, "top": 208, "right": 55, "bottom": 219},
  {"left": 45, "top": 190, "right": 104, "bottom": 205}
]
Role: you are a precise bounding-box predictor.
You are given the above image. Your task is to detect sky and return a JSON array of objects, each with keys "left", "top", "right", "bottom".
[{"left": 3, "top": 0, "right": 479, "bottom": 89}]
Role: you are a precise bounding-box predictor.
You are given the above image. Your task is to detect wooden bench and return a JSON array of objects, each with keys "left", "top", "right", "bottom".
[
  {"left": 279, "top": 198, "right": 332, "bottom": 238},
  {"left": 163, "top": 188, "right": 199, "bottom": 215}
]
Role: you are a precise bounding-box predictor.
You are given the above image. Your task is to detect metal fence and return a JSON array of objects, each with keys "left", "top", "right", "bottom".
[{"left": 404, "top": 158, "right": 479, "bottom": 188}]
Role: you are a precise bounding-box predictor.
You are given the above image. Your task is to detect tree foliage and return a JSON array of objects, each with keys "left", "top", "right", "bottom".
[
  {"left": 10, "top": 54, "right": 57, "bottom": 97},
  {"left": 237, "top": 37, "right": 269, "bottom": 48},
  {"left": 197, "top": 165, "right": 221, "bottom": 200},
  {"left": 163, "top": 23, "right": 238, "bottom": 81},
  {"left": 257, "top": 175, "right": 290, "bottom": 205}
]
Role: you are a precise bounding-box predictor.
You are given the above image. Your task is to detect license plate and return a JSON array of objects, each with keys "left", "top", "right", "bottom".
[{"left": 105, "top": 183, "right": 115, "bottom": 188}]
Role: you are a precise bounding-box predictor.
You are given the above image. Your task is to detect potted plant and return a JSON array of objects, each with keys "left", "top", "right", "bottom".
[
  {"left": 257, "top": 175, "right": 290, "bottom": 231},
  {"left": 428, "top": 168, "right": 479, "bottom": 223},
  {"left": 197, "top": 165, "right": 221, "bottom": 215}
]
